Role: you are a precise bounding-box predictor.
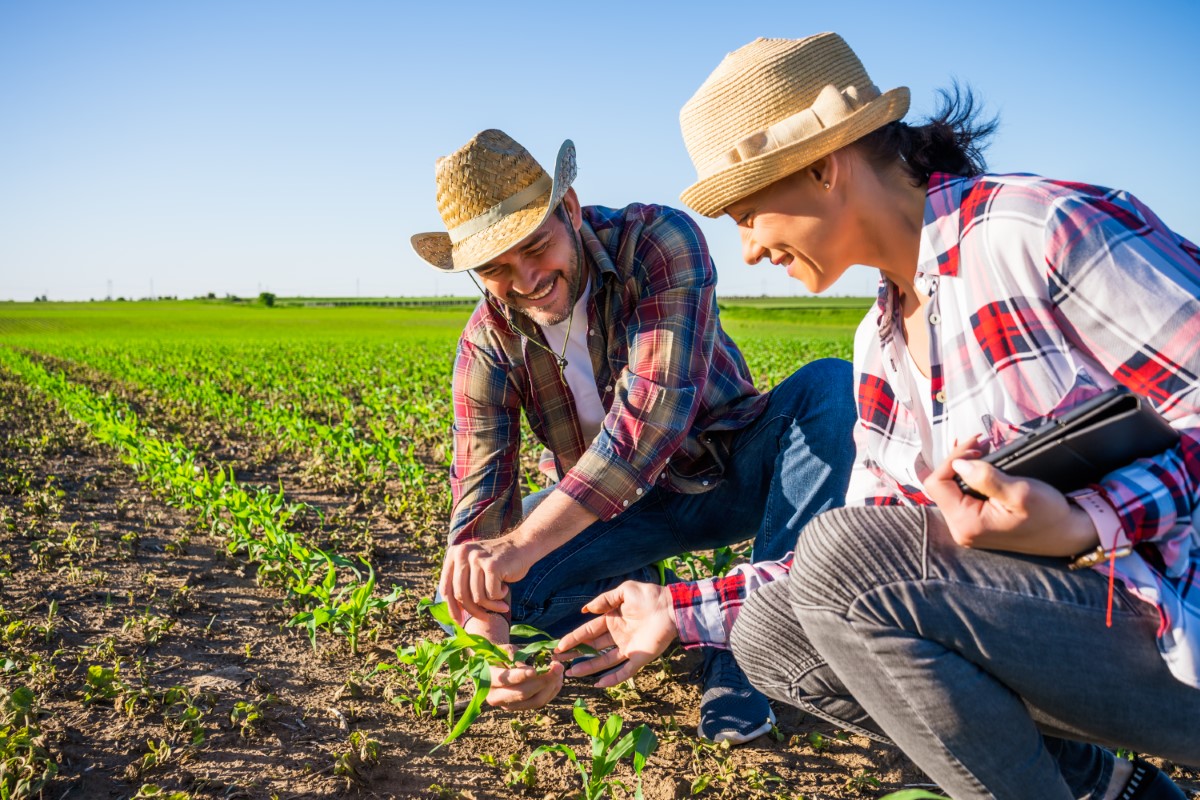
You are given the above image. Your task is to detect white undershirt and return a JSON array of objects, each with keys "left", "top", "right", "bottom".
[
  {"left": 901, "top": 341, "right": 935, "bottom": 475},
  {"left": 539, "top": 279, "right": 606, "bottom": 443}
]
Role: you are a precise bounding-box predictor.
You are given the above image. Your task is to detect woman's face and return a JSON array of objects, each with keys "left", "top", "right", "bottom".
[{"left": 724, "top": 165, "right": 854, "bottom": 294}]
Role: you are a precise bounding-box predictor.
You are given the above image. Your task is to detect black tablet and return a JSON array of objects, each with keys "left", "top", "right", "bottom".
[{"left": 955, "top": 386, "right": 1180, "bottom": 500}]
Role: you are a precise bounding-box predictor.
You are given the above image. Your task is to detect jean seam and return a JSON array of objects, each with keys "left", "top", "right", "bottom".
[
  {"left": 786, "top": 661, "right": 893, "bottom": 745},
  {"left": 790, "top": 697, "right": 892, "bottom": 745},
  {"left": 837, "top": 611, "right": 993, "bottom": 797},
  {"left": 729, "top": 401, "right": 807, "bottom": 554},
  {"left": 840, "top": 578, "right": 1153, "bottom": 622}
]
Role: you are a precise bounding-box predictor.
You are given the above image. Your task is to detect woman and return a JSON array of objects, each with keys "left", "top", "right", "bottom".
[{"left": 556, "top": 33, "right": 1200, "bottom": 800}]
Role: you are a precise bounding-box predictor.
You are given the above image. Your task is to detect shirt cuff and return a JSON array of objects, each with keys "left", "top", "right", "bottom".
[
  {"left": 1068, "top": 487, "right": 1131, "bottom": 552},
  {"left": 668, "top": 578, "right": 729, "bottom": 648},
  {"left": 556, "top": 448, "right": 658, "bottom": 521}
]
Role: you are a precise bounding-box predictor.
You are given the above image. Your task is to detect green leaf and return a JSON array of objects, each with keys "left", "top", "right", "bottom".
[
  {"left": 600, "top": 712, "right": 622, "bottom": 745},
  {"left": 512, "top": 639, "right": 559, "bottom": 662},
  {"left": 572, "top": 699, "right": 600, "bottom": 738},
  {"left": 606, "top": 730, "right": 636, "bottom": 765},
  {"left": 632, "top": 725, "right": 657, "bottom": 772},
  {"left": 435, "top": 662, "right": 490, "bottom": 752},
  {"left": 509, "top": 623, "right": 555, "bottom": 640}
]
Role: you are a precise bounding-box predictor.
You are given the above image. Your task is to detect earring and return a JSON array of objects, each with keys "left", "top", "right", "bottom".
[{"left": 823, "top": 181, "right": 831, "bottom": 190}]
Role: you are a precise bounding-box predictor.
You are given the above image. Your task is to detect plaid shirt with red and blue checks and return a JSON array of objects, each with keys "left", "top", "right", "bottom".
[
  {"left": 449, "top": 203, "right": 766, "bottom": 545},
  {"left": 672, "top": 173, "right": 1200, "bottom": 688}
]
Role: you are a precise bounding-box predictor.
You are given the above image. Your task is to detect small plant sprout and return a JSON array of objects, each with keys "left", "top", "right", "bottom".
[
  {"left": 379, "top": 599, "right": 595, "bottom": 749},
  {"left": 480, "top": 751, "right": 538, "bottom": 791},
  {"left": 525, "top": 699, "right": 658, "bottom": 800}
]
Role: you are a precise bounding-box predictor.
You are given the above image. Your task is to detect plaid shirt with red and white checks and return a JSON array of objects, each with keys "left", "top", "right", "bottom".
[
  {"left": 672, "top": 173, "right": 1200, "bottom": 688},
  {"left": 449, "top": 203, "right": 766, "bottom": 546}
]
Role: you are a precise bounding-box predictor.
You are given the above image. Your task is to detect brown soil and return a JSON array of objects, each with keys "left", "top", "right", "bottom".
[{"left": 1, "top": 366, "right": 1196, "bottom": 800}]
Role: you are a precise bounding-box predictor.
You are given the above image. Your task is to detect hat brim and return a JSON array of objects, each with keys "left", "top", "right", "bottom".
[
  {"left": 680, "top": 87, "right": 910, "bottom": 218},
  {"left": 411, "top": 139, "right": 577, "bottom": 273}
]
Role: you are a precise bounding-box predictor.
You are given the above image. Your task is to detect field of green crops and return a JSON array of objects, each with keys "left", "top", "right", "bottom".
[{"left": 4, "top": 298, "right": 1188, "bottom": 800}]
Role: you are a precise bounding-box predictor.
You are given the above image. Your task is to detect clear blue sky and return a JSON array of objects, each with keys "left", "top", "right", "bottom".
[{"left": 2, "top": 0, "right": 1198, "bottom": 301}]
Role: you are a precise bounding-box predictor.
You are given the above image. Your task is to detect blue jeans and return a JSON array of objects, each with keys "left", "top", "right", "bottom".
[
  {"left": 732, "top": 504, "right": 1200, "bottom": 800},
  {"left": 508, "top": 357, "right": 855, "bottom": 636}
]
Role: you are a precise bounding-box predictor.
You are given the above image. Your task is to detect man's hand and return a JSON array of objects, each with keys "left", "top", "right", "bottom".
[
  {"left": 442, "top": 490, "right": 600, "bottom": 626},
  {"left": 487, "top": 659, "right": 565, "bottom": 711},
  {"left": 439, "top": 533, "right": 530, "bottom": 624},
  {"left": 554, "top": 581, "right": 678, "bottom": 688},
  {"left": 464, "top": 609, "right": 564, "bottom": 711},
  {"left": 923, "top": 435, "right": 1099, "bottom": 557}
]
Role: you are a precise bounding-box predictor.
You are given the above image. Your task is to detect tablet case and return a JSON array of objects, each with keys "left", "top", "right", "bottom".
[{"left": 955, "top": 386, "right": 1180, "bottom": 500}]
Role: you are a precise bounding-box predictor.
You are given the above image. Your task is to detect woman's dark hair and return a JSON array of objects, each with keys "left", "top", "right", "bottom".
[{"left": 853, "top": 82, "right": 998, "bottom": 185}]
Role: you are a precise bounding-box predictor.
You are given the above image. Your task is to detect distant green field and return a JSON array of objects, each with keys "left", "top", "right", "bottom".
[
  {"left": 0, "top": 300, "right": 470, "bottom": 344},
  {"left": 0, "top": 298, "right": 871, "bottom": 341},
  {"left": 0, "top": 297, "right": 870, "bottom": 388}
]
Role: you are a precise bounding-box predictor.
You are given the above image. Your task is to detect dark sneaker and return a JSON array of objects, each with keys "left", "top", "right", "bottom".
[
  {"left": 1118, "top": 759, "right": 1187, "bottom": 800},
  {"left": 697, "top": 648, "right": 775, "bottom": 744}
]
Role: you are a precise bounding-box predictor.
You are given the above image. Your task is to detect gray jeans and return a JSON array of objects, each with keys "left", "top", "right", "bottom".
[{"left": 730, "top": 505, "right": 1200, "bottom": 800}]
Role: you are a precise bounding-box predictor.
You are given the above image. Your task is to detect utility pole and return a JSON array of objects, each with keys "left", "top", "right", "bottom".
[{"left": 106, "top": 279, "right": 113, "bottom": 301}]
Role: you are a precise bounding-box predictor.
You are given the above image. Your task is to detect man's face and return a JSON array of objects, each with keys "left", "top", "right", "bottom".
[{"left": 473, "top": 191, "right": 583, "bottom": 327}]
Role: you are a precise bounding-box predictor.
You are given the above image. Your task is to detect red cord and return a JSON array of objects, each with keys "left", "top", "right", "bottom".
[{"left": 1106, "top": 545, "right": 1117, "bottom": 628}]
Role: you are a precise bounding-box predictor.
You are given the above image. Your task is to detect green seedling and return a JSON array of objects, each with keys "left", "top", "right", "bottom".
[
  {"left": 379, "top": 600, "right": 593, "bottom": 749},
  {"left": 525, "top": 699, "right": 657, "bottom": 800},
  {"left": 333, "top": 730, "right": 380, "bottom": 785},
  {"left": 130, "top": 785, "right": 192, "bottom": 800},
  {"left": 288, "top": 559, "right": 402, "bottom": 654},
  {"left": 657, "top": 543, "right": 752, "bottom": 583},
  {"left": 843, "top": 769, "right": 882, "bottom": 794},
  {"left": 480, "top": 751, "right": 538, "bottom": 790},
  {"left": 229, "top": 694, "right": 278, "bottom": 738},
  {"left": 139, "top": 738, "right": 173, "bottom": 774},
  {"left": 83, "top": 664, "right": 127, "bottom": 705},
  {"left": 0, "top": 685, "right": 57, "bottom": 798}
]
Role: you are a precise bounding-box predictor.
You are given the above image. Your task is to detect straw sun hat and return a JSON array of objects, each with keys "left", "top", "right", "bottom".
[
  {"left": 411, "top": 129, "right": 577, "bottom": 272},
  {"left": 680, "top": 33, "right": 910, "bottom": 218}
]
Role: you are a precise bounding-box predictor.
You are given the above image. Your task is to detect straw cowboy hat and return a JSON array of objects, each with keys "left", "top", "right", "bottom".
[
  {"left": 680, "top": 33, "right": 910, "bottom": 218},
  {"left": 411, "top": 129, "right": 578, "bottom": 272}
]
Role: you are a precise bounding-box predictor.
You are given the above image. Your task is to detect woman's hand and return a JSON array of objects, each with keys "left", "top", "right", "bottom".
[
  {"left": 553, "top": 581, "right": 679, "bottom": 688},
  {"left": 923, "top": 435, "right": 1099, "bottom": 557}
]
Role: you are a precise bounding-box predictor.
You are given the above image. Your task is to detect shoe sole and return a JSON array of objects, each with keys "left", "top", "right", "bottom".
[{"left": 700, "top": 707, "right": 777, "bottom": 745}]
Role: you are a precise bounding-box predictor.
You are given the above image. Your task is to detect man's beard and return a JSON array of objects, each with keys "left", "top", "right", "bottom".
[{"left": 508, "top": 246, "right": 581, "bottom": 327}]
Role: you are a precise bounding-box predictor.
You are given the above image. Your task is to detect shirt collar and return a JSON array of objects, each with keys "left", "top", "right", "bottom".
[
  {"left": 916, "top": 172, "right": 970, "bottom": 280},
  {"left": 871, "top": 173, "right": 968, "bottom": 340}
]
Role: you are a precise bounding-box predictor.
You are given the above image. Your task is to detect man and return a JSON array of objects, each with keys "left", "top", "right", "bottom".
[{"left": 410, "top": 129, "right": 854, "bottom": 742}]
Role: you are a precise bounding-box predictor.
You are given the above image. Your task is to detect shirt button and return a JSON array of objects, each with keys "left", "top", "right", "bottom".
[
  {"left": 622, "top": 500, "right": 629, "bottom": 507},
  {"left": 702, "top": 479, "right": 710, "bottom": 486},
  {"left": 636, "top": 488, "right": 644, "bottom": 496},
  {"left": 935, "top": 390, "right": 947, "bottom": 403},
  {"left": 929, "top": 313, "right": 941, "bottom": 325},
  {"left": 660, "top": 472, "right": 666, "bottom": 479},
  {"left": 605, "top": 385, "right": 613, "bottom": 393},
  {"left": 589, "top": 329, "right": 596, "bottom": 336}
]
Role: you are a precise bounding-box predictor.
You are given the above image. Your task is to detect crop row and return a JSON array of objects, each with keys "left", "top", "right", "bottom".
[{"left": 0, "top": 347, "right": 400, "bottom": 656}]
